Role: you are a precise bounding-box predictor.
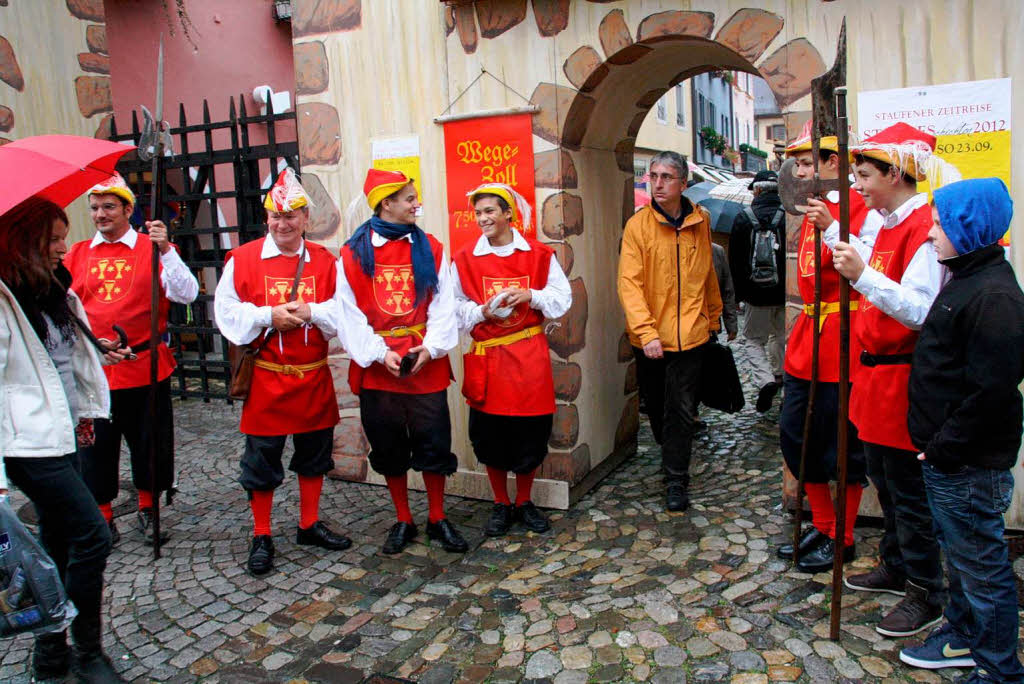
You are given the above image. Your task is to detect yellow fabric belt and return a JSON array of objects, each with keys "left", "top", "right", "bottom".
[
  {"left": 803, "top": 301, "right": 859, "bottom": 331},
  {"left": 375, "top": 322, "right": 426, "bottom": 339},
  {"left": 470, "top": 325, "right": 544, "bottom": 356},
  {"left": 254, "top": 358, "right": 328, "bottom": 379}
]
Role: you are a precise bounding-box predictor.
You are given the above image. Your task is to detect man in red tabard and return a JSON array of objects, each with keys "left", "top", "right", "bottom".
[
  {"left": 452, "top": 183, "right": 572, "bottom": 537},
  {"left": 214, "top": 168, "right": 352, "bottom": 576},
  {"left": 775, "top": 135, "right": 874, "bottom": 573},
  {"left": 337, "top": 169, "right": 466, "bottom": 555},
  {"left": 65, "top": 173, "right": 199, "bottom": 545},
  {"left": 825, "top": 123, "right": 961, "bottom": 638}
]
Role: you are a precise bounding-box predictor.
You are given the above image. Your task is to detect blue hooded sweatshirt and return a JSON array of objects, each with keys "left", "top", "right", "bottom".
[
  {"left": 908, "top": 177, "right": 1024, "bottom": 472},
  {"left": 932, "top": 177, "right": 1013, "bottom": 255}
]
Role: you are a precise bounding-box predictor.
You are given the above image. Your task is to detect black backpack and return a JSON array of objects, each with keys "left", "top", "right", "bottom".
[{"left": 744, "top": 206, "right": 784, "bottom": 287}]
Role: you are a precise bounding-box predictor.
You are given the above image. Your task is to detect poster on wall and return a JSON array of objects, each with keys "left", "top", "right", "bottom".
[
  {"left": 371, "top": 136, "right": 423, "bottom": 216},
  {"left": 442, "top": 113, "right": 536, "bottom": 257},
  {"left": 857, "top": 77, "right": 1011, "bottom": 244}
]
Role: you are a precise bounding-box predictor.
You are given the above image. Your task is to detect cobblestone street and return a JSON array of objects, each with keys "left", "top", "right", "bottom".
[{"left": 2, "top": 341, "right": 1020, "bottom": 683}]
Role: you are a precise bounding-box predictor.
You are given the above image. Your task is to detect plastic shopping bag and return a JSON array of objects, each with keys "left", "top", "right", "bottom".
[{"left": 0, "top": 500, "right": 76, "bottom": 637}]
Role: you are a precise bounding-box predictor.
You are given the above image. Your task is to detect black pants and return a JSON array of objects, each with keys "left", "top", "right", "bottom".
[
  {"left": 360, "top": 389, "right": 457, "bottom": 477},
  {"left": 4, "top": 455, "right": 111, "bottom": 626},
  {"left": 779, "top": 373, "right": 867, "bottom": 484},
  {"left": 79, "top": 379, "right": 175, "bottom": 504},
  {"left": 633, "top": 345, "right": 704, "bottom": 486},
  {"left": 865, "top": 441, "right": 945, "bottom": 606},
  {"left": 469, "top": 409, "right": 552, "bottom": 474},
  {"left": 239, "top": 427, "right": 335, "bottom": 492}
]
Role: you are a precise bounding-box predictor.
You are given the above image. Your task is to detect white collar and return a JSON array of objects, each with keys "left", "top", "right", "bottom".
[
  {"left": 90, "top": 227, "right": 138, "bottom": 249},
  {"left": 261, "top": 236, "right": 310, "bottom": 261},
  {"left": 370, "top": 230, "right": 414, "bottom": 247},
  {"left": 471, "top": 228, "right": 531, "bottom": 257},
  {"left": 879, "top": 193, "right": 928, "bottom": 230}
]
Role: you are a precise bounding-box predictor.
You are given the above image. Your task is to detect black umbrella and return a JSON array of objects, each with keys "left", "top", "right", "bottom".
[
  {"left": 697, "top": 196, "right": 745, "bottom": 234},
  {"left": 681, "top": 181, "right": 717, "bottom": 205}
]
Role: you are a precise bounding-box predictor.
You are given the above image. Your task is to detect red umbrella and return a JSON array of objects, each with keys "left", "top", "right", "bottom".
[{"left": 0, "top": 135, "right": 136, "bottom": 216}]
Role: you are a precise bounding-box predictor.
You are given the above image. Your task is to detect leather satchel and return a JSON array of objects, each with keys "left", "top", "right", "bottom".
[
  {"left": 699, "top": 338, "right": 745, "bottom": 414},
  {"left": 227, "top": 245, "right": 307, "bottom": 401}
]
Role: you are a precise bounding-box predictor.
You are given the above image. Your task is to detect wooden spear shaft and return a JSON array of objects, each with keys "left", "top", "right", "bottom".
[
  {"left": 147, "top": 36, "right": 165, "bottom": 560},
  {"left": 830, "top": 86, "right": 852, "bottom": 641},
  {"left": 792, "top": 144, "right": 824, "bottom": 568}
]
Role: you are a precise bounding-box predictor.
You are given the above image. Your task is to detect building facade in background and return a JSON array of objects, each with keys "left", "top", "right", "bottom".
[{"left": 633, "top": 83, "right": 691, "bottom": 197}]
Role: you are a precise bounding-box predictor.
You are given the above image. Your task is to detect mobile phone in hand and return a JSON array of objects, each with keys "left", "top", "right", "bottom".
[{"left": 399, "top": 352, "right": 417, "bottom": 377}]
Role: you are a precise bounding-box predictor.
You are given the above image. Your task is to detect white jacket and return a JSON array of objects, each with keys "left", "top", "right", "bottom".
[{"left": 0, "top": 279, "right": 110, "bottom": 487}]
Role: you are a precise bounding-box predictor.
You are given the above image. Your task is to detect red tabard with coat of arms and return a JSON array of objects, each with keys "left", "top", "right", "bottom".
[
  {"left": 453, "top": 240, "right": 556, "bottom": 416},
  {"left": 228, "top": 238, "right": 340, "bottom": 436},
  {"left": 783, "top": 190, "right": 869, "bottom": 383},
  {"left": 850, "top": 204, "right": 933, "bottom": 451},
  {"left": 65, "top": 232, "right": 176, "bottom": 390},
  {"left": 340, "top": 234, "right": 452, "bottom": 395}
]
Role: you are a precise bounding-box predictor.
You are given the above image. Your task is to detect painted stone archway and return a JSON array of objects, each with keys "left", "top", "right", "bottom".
[
  {"left": 298, "top": 1, "right": 842, "bottom": 508},
  {"left": 514, "top": 7, "right": 829, "bottom": 501}
]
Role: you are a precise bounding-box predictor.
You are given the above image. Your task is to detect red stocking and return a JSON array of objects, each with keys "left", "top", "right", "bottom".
[
  {"left": 297, "top": 475, "right": 322, "bottom": 530},
  {"left": 385, "top": 475, "right": 414, "bottom": 524},
  {"left": 422, "top": 472, "right": 447, "bottom": 524},
  {"left": 841, "top": 483, "right": 864, "bottom": 547},
  {"left": 515, "top": 470, "right": 536, "bottom": 507},
  {"left": 804, "top": 482, "right": 836, "bottom": 538},
  {"left": 250, "top": 490, "right": 273, "bottom": 536},
  {"left": 486, "top": 467, "right": 511, "bottom": 505}
]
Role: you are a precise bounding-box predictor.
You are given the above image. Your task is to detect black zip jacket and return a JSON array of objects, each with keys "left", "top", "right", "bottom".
[
  {"left": 727, "top": 191, "right": 786, "bottom": 307},
  {"left": 907, "top": 244, "right": 1024, "bottom": 471}
]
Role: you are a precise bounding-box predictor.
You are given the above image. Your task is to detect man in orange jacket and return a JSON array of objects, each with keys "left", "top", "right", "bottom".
[{"left": 618, "top": 150, "right": 722, "bottom": 512}]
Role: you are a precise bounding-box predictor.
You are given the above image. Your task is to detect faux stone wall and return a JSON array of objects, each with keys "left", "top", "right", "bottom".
[{"left": 0, "top": 0, "right": 112, "bottom": 239}]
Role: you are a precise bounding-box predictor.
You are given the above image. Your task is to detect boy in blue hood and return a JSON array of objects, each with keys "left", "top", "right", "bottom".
[{"left": 900, "top": 178, "right": 1024, "bottom": 682}]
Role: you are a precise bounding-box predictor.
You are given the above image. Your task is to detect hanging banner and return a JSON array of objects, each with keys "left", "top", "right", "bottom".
[
  {"left": 442, "top": 113, "right": 536, "bottom": 257},
  {"left": 858, "top": 78, "right": 1011, "bottom": 244}
]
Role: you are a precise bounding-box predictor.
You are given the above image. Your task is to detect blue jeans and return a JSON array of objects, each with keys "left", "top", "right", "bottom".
[{"left": 923, "top": 463, "right": 1024, "bottom": 682}]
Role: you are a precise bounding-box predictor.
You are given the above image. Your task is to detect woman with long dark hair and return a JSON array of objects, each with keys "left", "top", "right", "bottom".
[{"left": 0, "top": 196, "right": 126, "bottom": 682}]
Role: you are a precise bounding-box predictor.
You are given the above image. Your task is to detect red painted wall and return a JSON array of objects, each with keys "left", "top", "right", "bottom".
[
  {"left": 105, "top": 0, "right": 296, "bottom": 136},
  {"left": 104, "top": 0, "right": 297, "bottom": 227}
]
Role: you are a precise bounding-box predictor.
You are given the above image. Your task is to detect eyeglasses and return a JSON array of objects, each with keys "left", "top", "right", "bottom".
[
  {"left": 649, "top": 173, "right": 681, "bottom": 183},
  {"left": 90, "top": 203, "right": 121, "bottom": 212}
]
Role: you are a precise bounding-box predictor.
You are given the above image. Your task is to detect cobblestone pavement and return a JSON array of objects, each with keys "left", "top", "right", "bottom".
[{"left": 2, "top": 339, "right": 1022, "bottom": 683}]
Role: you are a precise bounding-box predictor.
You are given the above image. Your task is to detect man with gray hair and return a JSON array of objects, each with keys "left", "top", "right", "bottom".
[
  {"left": 728, "top": 169, "right": 786, "bottom": 412},
  {"left": 619, "top": 151, "right": 723, "bottom": 512}
]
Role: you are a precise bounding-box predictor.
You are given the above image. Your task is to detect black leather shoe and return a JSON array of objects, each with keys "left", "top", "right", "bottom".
[
  {"left": 108, "top": 520, "right": 120, "bottom": 546},
  {"left": 776, "top": 526, "right": 826, "bottom": 560},
  {"left": 484, "top": 503, "right": 515, "bottom": 537},
  {"left": 32, "top": 630, "right": 69, "bottom": 681},
  {"left": 796, "top": 537, "right": 856, "bottom": 573},
  {"left": 72, "top": 650, "right": 126, "bottom": 683},
  {"left": 516, "top": 502, "right": 550, "bottom": 533},
  {"left": 666, "top": 484, "right": 689, "bottom": 512},
  {"left": 296, "top": 521, "right": 352, "bottom": 551},
  {"left": 756, "top": 381, "right": 781, "bottom": 412},
  {"left": 247, "top": 535, "right": 274, "bottom": 576},
  {"left": 426, "top": 519, "right": 469, "bottom": 553},
  {"left": 137, "top": 508, "right": 169, "bottom": 545},
  {"left": 381, "top": 522, "right": 418, "bottom": 554}
]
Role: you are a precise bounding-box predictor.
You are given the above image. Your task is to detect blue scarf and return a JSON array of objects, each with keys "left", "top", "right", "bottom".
[{"left": 346, "top": 216, "right": 438, "bottom": 306}]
